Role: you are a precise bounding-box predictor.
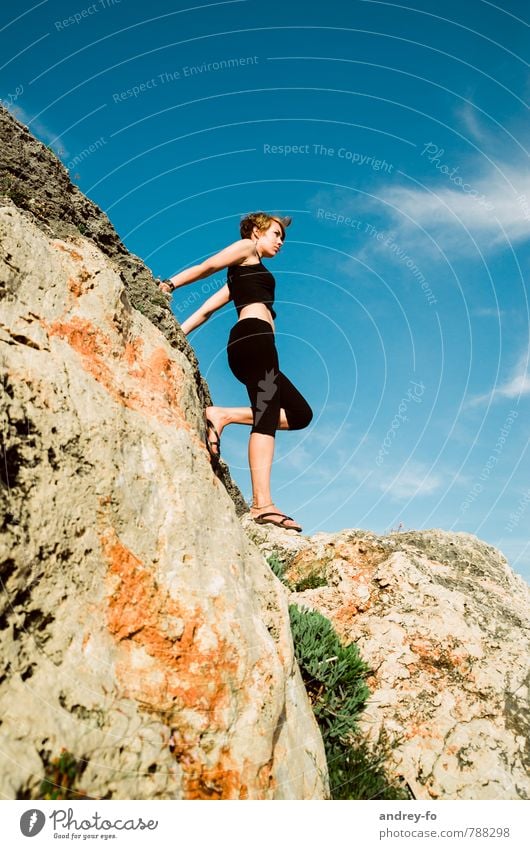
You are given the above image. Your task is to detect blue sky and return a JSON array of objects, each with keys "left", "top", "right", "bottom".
[{"left": 2, "top": 0, "right": 529, "bottom": 582}]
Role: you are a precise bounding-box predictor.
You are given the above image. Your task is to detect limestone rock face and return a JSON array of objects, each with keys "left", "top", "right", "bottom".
[
  {"left": 246, "top": 521, "right": 530, "bottom": 800},
  {"left": 0, "top": 103, "right": 246, "bottom": 517},
  {"left": 0, "top": 199, "right": 328, "bottom": 800}
]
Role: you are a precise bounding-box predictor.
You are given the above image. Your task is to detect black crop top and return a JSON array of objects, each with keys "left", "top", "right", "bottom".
[{"left": 227, "top": 257, "right": 277, "bottom": 320}]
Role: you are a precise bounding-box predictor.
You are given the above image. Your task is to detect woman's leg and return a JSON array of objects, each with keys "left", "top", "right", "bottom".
[
  {"left": 247, "top": 371, "right": 312, "bottom": 528},
  {"left": 205, "top": 369, "right": 310, "bottom": 455},
  {"left": 219, "top": 319, "right": 306, "bottom": 529},
  {"left": 205, "top": 404, "right": 292, "bottom": 446},
  {"left": 204, "top": 404, "right": 305, "bottom": 530},
  {"left": 248, "top": 432, "right": 275, "bottom": 507},
  {"left": 209, "top": 319, "right": 283, "bottom": 453}
]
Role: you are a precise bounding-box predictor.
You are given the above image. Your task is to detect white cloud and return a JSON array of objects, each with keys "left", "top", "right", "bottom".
[
  {"left": 380, "top": 165, "right": 530, "bottom": 250},
  {"left": 495, "top": 349, "right": 530, "bottom": 398},
  {"left": 470, "top": 347, "right": 530, "bottom": 405},
  {"left": 313, "top": 157, "right": 530, "bottom": 257},
  {"left": 473, "top": 306, "right": 505, "bottom": 318},
  {"left": 378, "top": 462, "right": 443, "bottom": 501},
  {"left": 457, "top": 102, "right": 489, "bottom": 145},
  {"left": 345, "top": 457, "right": 445, "bottom": 501}
]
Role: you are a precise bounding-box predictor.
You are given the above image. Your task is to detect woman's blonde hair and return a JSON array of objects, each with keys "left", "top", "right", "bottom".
[{"left": 239, "top": 211, "right": 292, "bottom": 240}]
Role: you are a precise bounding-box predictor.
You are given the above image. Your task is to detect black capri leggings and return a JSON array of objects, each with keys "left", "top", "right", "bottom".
[{"left": 227, "top": 318, "right": 313, "bottom": 437}]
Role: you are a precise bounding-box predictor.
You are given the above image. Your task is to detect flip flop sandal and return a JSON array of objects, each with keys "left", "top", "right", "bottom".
[
  {"left": 253, "top": 511, "right": 302, "bottom": 533},
  {"left": 205, "top": 416, "right": 221, "bottom": 468}
]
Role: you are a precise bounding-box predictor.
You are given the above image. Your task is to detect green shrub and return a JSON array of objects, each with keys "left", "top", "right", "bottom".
[
  {"left": 289, "top": 604, "right": 408, "bottom": 799},
  {"left": 326, "top": 734, "right": 409, "bottom": 800},
  {"left": 266, "top": 552, "right": 287, "bottom": 581}
]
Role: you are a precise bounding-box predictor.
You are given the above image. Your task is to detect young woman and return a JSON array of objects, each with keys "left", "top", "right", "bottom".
[{"left": 159, "top": 212, "right": 312, "bottom": 532}]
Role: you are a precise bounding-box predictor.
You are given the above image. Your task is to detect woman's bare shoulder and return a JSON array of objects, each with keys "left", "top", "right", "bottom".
[
  {"left": 230, "top": 239, "right": 256, "bottom": 265},
  {"left": 203, "top": 239, "right": 254, "bottom": 273}
]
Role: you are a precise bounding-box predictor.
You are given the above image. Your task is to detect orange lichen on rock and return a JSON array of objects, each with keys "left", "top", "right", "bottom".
[
  {"left": 173, "top": 752, "right": 272, "bottom": 800},
  {"left": 405, "top": 722, "right": 444, "bottom": 742},
  {"left": 100, "top": 527, "right": 255, "bottom": 799},
  {"left": 128, "top": 346, "right": 183, "bottom": 414},
  {"left": 101, "top": 528, "right": 238, "bottom": 707},
  {"left": 409, "top": 638, "right": 471, "bottom": 679},
  {"left": 333, "top": 602, "right": 360, "bottom": 631},
  {"left": 51, "top": 240, "right": 83, "bottom": 261},
  {"left": 179, "top": 765, "right": 250, "bottom": 800},
  {"left": 47, "top": 316, "right": 191, "bottom": 429},
  {"left": 334, "top": 538, "right": 386, "bottom": 569}
]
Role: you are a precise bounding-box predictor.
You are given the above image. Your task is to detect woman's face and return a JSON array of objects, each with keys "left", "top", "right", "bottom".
[{"left": 256, "top": 220, "right": 285, "bottom": 257}]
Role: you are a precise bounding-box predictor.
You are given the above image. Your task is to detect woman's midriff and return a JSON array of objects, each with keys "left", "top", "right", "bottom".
[{"left": 238, "top": 302, "right": 275, "bottom": 331}]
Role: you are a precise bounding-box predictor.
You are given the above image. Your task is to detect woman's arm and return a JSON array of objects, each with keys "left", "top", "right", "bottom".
[
  {"left": 159, "top": 238, "right": 253, "bottom": 294},
  {"left": 181, "top": 284, "right": 231, "bottom": 335}
]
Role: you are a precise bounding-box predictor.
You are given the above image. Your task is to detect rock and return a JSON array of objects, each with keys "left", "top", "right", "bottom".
[
  {"left": 0, "top": 104, "right": 246, "bottom": 517},
  {"left": 0, "top": 114, "right": 328, "bottom": 799},
  {"left": 250, "top": 527, "right": 530, "bottom": 800}
]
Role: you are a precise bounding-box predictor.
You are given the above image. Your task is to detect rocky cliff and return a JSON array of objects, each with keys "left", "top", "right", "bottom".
[
  {"left": 246, "top": 521, "right": 530, "bottom": 800},
  {"left": 0, "top": 106, "right": 328, "bottom": 800},
  {"left": 2, "top": 105, "right": 529, "bottom": 802}
]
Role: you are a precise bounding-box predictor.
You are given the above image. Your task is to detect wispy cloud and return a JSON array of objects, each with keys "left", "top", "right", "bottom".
[
  {"left": 473, "top": 306, "right": 505, "bottom": 318},
  {"left": 379, "top": 164, "right": 530, "bottom": 251},
  {"left": 457, "top": 101, "right": 490, "bottom": 146},
  {"left": 311, "top": 155, "right": 530, "bottom": 258},
  {"left": 278, "top": 420, "right": 363, "bottom": 481},
  {"left": 383, "top": 102, "right": 530, "bottom": 253},
  {"left": 470, "top": 346, "right": 530, "bottom": 405},
  {"left": 377, "top": 461, "right": 444, "bottom": 501},
  {"left": 345, "top": 456, "right": 446, "bottom": 502}
]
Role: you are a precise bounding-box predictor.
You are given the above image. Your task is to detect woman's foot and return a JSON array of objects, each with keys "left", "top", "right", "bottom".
[
  {"left": 204, "top": 406, "right": 227, "bottom": 462},
  {"left": 249, "top": 502, "right": 303, "bottom": 532},
  {"left": 205, "top": 418, "right": 221, "bottom": 463}
]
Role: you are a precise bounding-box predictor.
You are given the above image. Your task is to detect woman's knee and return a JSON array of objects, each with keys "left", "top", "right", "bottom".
[
  {"left": 286, "top": 404, "right": 313, "bottom": 430},
  {"left": 251, "top": 399, "right": 282, "bottom": 436},
  {"left": 251, "top": 422, "right": 277, "bottom": 437}
]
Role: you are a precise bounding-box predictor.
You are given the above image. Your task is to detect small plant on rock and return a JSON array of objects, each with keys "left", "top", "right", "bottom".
[
  {"left": 292, "top": 567, "right": 328, "bottom": 592},
  {"left": 289, "top": 604, "right": 408, "bottom": 799},
  {"left": 39, "top": 748, "right": 89, "bottom": 800},
  {"left": 266, "top": 552, "right": 287, "bottom": 581}
]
